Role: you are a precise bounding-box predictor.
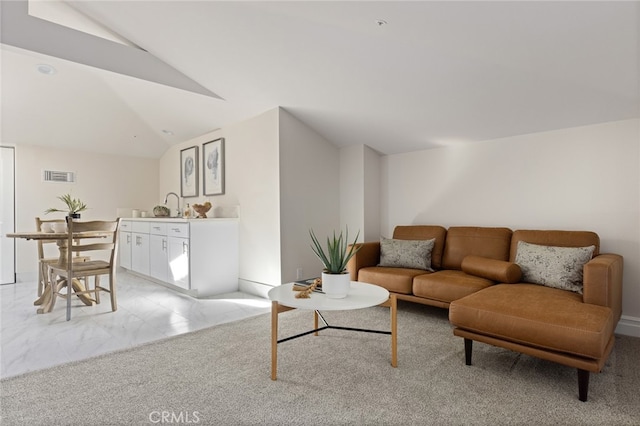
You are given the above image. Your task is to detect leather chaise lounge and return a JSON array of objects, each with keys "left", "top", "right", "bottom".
[{"left": 347, "top": 225, "right": 623, "bottom": 401}]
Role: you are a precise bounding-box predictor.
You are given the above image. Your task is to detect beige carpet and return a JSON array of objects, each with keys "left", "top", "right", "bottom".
[{"left": 1, "top": 301, "right": 639, "bottom": 425}]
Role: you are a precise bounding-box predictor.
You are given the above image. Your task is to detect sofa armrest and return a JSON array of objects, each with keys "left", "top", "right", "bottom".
[
  {"left": 346, "top": 242, "right": 380, "bottom": 281},
  {"left": 583, "top": 253, "right": 623, "bottom": 323}
]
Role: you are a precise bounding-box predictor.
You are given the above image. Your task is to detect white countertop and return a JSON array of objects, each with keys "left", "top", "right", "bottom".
[{"left": 121, "top": 217, "right": 238, "bottom": 222}]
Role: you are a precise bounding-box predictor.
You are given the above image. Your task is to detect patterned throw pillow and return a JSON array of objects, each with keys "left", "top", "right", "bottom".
[
  {"left": 514, "top": 241, "right": 595, "bottom": 294},
  {"left": 378, "top": 237, "right": 436, "bottom": 271}
]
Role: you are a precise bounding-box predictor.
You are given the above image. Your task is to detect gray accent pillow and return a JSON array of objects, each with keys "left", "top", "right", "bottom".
[
  {"left": 378, "top": 237, "right": 435, "bottom": 271},
  {"left": 514, "top": 241, "right": 595, "bottom": 294}
]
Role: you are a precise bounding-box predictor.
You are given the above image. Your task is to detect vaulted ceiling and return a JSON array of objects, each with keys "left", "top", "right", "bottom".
[{"left": 2, "top": 1, "right": 639, "bottom": 159}]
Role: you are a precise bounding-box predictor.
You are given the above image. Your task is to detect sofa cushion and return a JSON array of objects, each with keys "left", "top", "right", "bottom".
[
  {"left": 515, "top": 241, "right": 595, "bottom": 294},
  {"left": 449, "top": 284, "right": 614, "bottom": 359},
  {"left": 358, "top": 266, "right": 427, "bottom": 294},
  {"left": 379, "top": 237, "right": 435, "bottom": 271},
  {"left": 413, "top": 270, "right": 494, "bottom": 304},
  {"left": 392, "top": 225, "right": 447, "bottom": 269},
  {"left": 510, "top": 230, "right": 600, "bottom": 259},
  {"left": 441, "top": 227, "right": 512, "bottom": 270},
  {"left": 461, "top": 255, "right": 522, "bottom": 283}
]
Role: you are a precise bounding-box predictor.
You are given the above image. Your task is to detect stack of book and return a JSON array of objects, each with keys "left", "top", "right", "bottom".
[{"left": 292, "top": 277, "right": 323, "bottom": 292}]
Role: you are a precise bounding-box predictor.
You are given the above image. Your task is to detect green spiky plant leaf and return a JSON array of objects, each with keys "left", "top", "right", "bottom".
[
  {"left": 309, "top": 227, "right": 362, "bottom": 274},
  {"left": 44, "top": 194, "right": 88, "bottom": 215}
]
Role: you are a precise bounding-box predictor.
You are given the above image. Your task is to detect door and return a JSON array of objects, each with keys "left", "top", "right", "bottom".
[{"left": 0, "top": 147, "right": 16, "bottom": 284}]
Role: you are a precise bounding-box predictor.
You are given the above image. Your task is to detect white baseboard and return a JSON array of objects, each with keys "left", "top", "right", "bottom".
[
  {"left": 615, "top": 315, "right": 640, "bottom": 338},
  {"left": 239, "top": 279, "right": 276, "bottom": 299}
]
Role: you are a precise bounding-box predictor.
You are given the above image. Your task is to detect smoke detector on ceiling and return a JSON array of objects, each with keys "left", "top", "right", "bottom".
[{"left": 36, "top": 64, "right": 57, "bottom": 75}]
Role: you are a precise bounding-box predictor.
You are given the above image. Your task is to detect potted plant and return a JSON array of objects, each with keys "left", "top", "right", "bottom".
[
  {"left": 45, "top": 194, "right": 88, "bottom": 220},
  {"left": 309, "top": 227, "right": 361, "bottom": 298}
]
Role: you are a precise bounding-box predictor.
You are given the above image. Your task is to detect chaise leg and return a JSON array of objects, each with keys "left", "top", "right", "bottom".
[
  {"left": 577, "top": 369, "right": 589, "bottom": 402},
  {"left": 464, "top": 338, "right": 473, "bottom": 366}
]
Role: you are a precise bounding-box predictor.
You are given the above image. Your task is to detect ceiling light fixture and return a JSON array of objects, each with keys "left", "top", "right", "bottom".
[{"left": 36, "top": 64, "right": 57, "bottom": 75}]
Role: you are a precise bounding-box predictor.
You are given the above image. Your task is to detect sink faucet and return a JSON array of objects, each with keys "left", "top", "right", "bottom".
[{"left": 163, "top": 192, "right": 181, "bottom": 217}]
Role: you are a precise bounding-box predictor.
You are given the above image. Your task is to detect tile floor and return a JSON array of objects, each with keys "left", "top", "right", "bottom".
[{"left": 0, "top": 271, "right": 271, "bottom": 379}]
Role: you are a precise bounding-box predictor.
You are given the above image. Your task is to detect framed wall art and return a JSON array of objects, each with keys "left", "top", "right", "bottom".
[
  {"left": 180, "top": 146, "right": 199, "bottom": 197},
  {"left": 203, "top": 138, "right": 225, "bottom": 196}
]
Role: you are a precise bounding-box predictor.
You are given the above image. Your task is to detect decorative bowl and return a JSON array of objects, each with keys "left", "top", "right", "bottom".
[
  {"left": 192, "top": 202, "right": 212, "bottom": 219},
  {"left": 153, "top": 205, "right": 171, "bottom": 217}
]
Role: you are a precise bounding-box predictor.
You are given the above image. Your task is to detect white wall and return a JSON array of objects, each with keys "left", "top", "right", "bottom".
[
  {"left": 279, "top": 108, "right": 341, "bottom": 282},
  {"left": 339, "top": 144, "right": 381, "bottom": 242},
  {"left": 363, "top": 145, "right": 381, "bottom": 242},
  {"left": 227, "top": 109, "right": 281, "bottom": 286},
  {"left": 0, "top": 147, "right": 16, "bottom": 284},
  {"left": 158, "top": 109, "right": 282, "bottom": 288},
  {"left": 13, "top": 144, "right": 159, "bottom": 278},
  {"left": 158, "top": 107, "right": 345, "bottom": 289},
  {"left": 339, "top": 144, "right": 364, "bottom": 239},
  {"left": 381, "top": 119, "right": 640, "bottom": 327}
]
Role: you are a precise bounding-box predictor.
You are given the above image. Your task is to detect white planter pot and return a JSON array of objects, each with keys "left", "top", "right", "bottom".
[{"left": 321, "top": 272, "right": 351, "bottom": 299}]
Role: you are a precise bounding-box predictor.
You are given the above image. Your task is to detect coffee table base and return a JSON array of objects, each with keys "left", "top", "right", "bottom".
[{"left": 270, "top": 295, "right": 397, "bottom": 380}]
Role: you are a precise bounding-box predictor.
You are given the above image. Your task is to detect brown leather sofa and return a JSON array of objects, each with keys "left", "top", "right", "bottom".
[{"left": 347, "top": 225, "right": 623, "bottom": 402}]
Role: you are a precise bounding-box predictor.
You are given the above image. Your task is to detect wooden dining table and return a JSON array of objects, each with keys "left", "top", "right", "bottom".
[{"left": 6, "top": 230, "right": 108, "bottom": 314}]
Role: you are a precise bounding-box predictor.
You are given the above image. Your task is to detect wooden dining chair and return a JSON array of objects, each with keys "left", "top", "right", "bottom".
[
  {"left": 48, "top": 218, "right": 120, "bottom": 321},
  {"left": 35, "top": 217, "right": 90, "bottom": 297}
]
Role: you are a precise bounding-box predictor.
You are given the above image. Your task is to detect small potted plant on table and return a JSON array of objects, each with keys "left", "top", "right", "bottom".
[
  {"left": 45, "top": 194, "right": 88, "bottom": 220},
  {"left": 310, "top": 227, "right": 361, "bottom": 298}
]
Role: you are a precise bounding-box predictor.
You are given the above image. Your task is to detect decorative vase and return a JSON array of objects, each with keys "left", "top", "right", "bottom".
[
  {"left": 153, "top": 205, "right": 171, "bottom": 217},
  {"left": 321, "top": 272, "right": 351, "bottom": 299}
]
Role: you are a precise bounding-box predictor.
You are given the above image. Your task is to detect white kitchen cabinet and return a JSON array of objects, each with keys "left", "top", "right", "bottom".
[
  {"left": 166, "top": 223, "right": 189, "bottom": 289},
  {"left": 118, "top": 218, "right": 239, "bottom": 297},
  {"left": 168, "top": 235, "right": 189, "bottom": 290},
  {"left": 119, "top": 220, "right": 132, "bottom": 270},
  {"left": 131, "top": 221, "right": 150, "bottom": 276},
  {"left": 149, "top": 234, "right": 168, "bottom": 282},
  {"left": 149, "top": 222, "right": 169, "bottom": 282}
]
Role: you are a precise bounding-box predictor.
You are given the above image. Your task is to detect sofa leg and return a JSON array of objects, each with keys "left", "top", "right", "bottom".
[
  {"left": 464, "top": 338, "right": 473, "bottom": 366},
  {"left": 577, "top": 369, "right": 589, "bottom": 402}
]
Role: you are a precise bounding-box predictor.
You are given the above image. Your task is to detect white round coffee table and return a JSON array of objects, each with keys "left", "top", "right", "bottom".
[{"left": 268, "top": 281, "right": 398, "bottom": 380}]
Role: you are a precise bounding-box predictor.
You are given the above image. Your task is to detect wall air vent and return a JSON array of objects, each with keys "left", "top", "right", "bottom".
[{"left": 43, "top": 170, "right": 75, "bottom": 183}]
